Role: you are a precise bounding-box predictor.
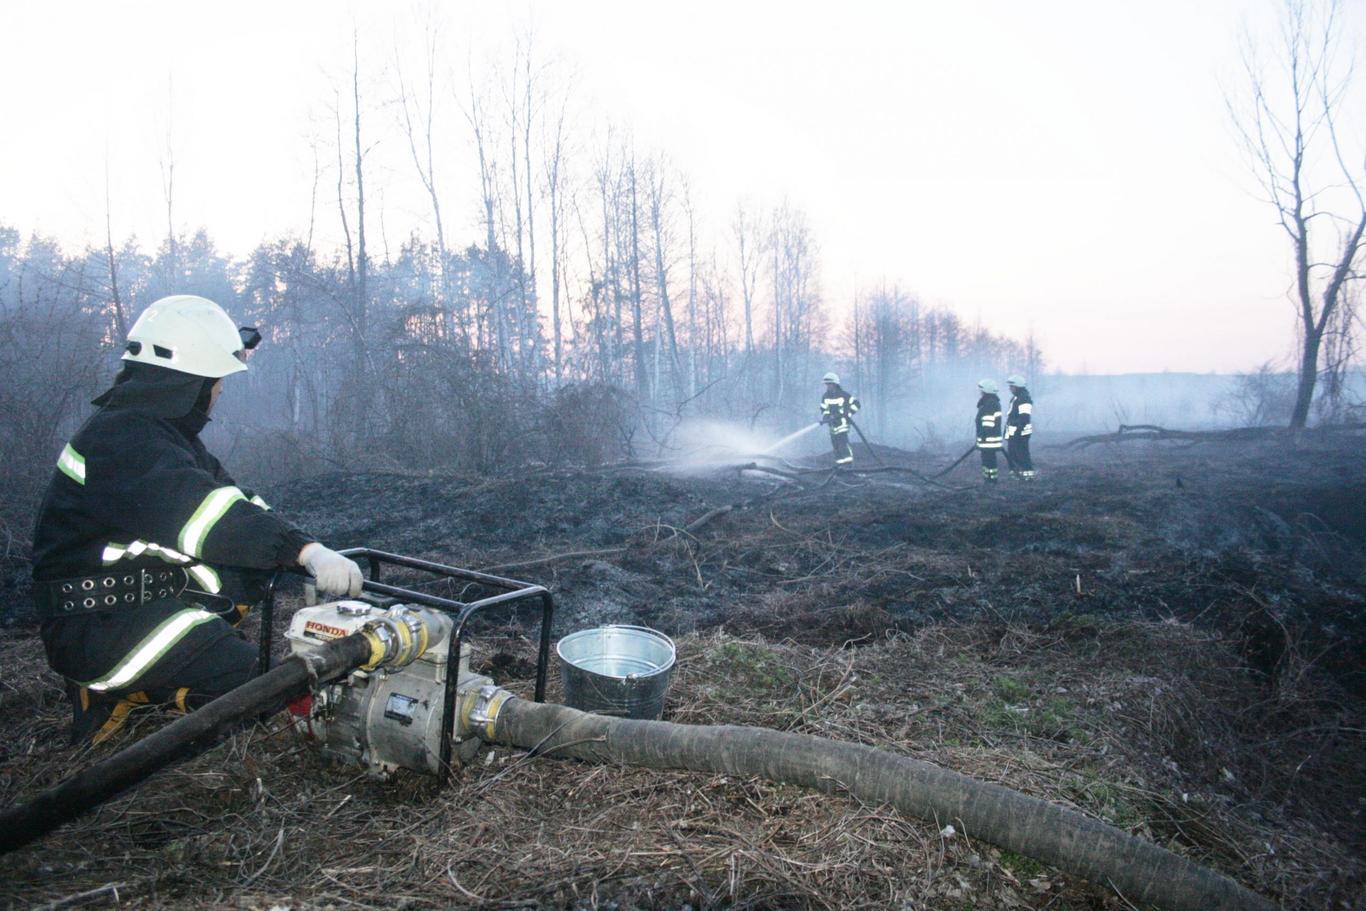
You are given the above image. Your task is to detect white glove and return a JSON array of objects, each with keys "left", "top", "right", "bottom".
[{"left": 298, "top": 543, "right": 364, "bottom": 597}]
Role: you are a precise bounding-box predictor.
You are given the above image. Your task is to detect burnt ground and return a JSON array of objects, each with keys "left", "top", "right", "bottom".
[{"left": 0, "top": 436, "right": 1363, "bottom": 910}]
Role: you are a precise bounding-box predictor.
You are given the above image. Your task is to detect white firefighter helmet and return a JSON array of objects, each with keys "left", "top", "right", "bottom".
[
  {"left": 978, "top": 378, "right": 998, "bottom": 394},
  {"left": 822, "top": 372, "right": 839, "bottom": 384},
  {"left": 1007, "top": 374, "right": 1026, "bottom": 387},
  {"left": 123, "top": 295, "right": 248, "bottom": 378}
]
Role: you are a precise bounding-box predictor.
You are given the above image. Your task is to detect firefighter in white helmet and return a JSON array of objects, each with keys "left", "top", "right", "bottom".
[
  {"left": 819, "top": 372, "right": 861, "bottom": 467},
  {"left": 1005, "top": 374, "right": 1036, "bottom": 480},
  {"left": 30, "top": 295, "right": 364, "bottom": 744},
  {"left": 975, "top": 379, "right": 1004, "bottom": 483}
]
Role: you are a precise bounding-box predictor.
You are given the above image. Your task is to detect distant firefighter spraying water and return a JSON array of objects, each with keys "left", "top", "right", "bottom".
[
  {"left": 1006, "top": 374, "right": 1036, "bottom": 480},
  {"left": 819, "top": 372, "right": 861, "bottom": 467},
  {"left": 975, "top": 379, "right": 1004, "bottom": 483}
]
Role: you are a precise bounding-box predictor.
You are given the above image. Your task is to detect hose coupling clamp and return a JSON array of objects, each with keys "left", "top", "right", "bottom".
[{"left": 467, "top": 685, "right": 512, "bottom": 742}]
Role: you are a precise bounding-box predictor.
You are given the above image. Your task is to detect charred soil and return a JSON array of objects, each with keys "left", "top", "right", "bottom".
[{"left": 1, "top": 437, "right": 1363, "bottom": 910}]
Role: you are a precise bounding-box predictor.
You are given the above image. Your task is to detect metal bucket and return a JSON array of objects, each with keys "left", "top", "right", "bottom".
[{"left": 557, "top": 625, "right": 677, "bottom": 719}]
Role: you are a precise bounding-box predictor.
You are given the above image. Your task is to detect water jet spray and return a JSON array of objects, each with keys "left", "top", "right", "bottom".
[{"left": 761, "top": 422, "right": 821, "bottom": 454}]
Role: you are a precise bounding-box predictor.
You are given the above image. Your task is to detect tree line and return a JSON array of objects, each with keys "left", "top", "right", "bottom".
[{"left": 0, "top": 32, "right": 1042, "bottom": 531}]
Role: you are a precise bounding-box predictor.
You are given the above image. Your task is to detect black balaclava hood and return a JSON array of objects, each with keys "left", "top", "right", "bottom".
[{"left": 92, "top": 362, "right": 216, "bottom": 433}]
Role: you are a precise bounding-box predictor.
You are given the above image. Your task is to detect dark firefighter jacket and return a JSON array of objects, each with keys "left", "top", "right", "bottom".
[
  {"left": 976, "top": 393, "right": 1003, "bottom": 449},
  {"left": 31, "top": 365, "right": 313, "bottom": 691},
  {"left": 820, "top": 386, "right": 861, "bottom": 433},
  {"left": 1007, "top": 387, "right": 1034, "bottom": 438}
]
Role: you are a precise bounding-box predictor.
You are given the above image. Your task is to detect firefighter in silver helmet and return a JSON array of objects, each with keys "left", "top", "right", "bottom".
[
  {"left": 819, "top": 372, "right": 861, "bottom": 467},
  {"left": 30, "top": 295, "right": 364, "bottom": 744}
]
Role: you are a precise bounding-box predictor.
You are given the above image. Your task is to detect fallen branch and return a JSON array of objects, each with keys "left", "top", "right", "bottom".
[
  {"left": 33, "top": 883, "right": 130, "bottom": 911},
  {"left": 1064, "top": 421, "right": 1366, "bottom": 449},
  {"left": 482, "top": 547, "right": 627, "bottom": 573}
]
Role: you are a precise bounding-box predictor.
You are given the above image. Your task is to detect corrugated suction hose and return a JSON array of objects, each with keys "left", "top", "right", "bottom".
[{"left": 481, "top": 695, "right": 1275, "bottom": 911}]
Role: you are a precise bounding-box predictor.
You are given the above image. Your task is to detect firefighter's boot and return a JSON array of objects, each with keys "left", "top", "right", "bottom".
[{"left": 67, "top": 683, "right": 150, "bottom": 745}]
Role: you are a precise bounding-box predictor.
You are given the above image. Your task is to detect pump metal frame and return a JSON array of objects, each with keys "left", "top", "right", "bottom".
[{"left": 255, "top": 549, "right": 555, "bottom": 783}]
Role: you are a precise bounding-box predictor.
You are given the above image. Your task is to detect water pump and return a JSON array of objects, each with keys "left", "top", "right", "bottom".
[
  {"left": 285, "top": 600, "right": 492, "bottom": 775},
  {"left": 258, "top": 549, "right": 556, "bottom": 781}
]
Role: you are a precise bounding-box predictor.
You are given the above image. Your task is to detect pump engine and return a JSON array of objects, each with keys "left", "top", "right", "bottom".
[
  {"left": 259, "top": 549, "right": 556, "bottom": 780},
  {"left": 285, "top": 600, "right": 492, "bottom": 775}
]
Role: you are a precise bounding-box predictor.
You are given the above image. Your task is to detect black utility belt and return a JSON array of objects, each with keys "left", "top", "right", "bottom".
[{"left": 36, "top": 568, "right": 188, "bottom": 619}]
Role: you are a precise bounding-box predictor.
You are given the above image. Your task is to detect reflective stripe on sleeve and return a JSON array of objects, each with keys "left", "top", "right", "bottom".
[
  {"left": 250, "top": 495, "right": 270, "bottom": 511},
  {"left": 187, "top": 564, "right": 223, "bottom": 594},
  {"left": 178, "top": 486, "right": 246, "bottom": 557},
  {"left": 103, "top": 540, "right": 193, "bottom": 566},
  {"left": 58, "top": 444, "right": 86, "bottom": 485},
  {"left": 1018, "top": 403, "right": 1033, "bottom": 415},
  {"left": 83, "top": 608, "right": 219, "bottom": 692}
]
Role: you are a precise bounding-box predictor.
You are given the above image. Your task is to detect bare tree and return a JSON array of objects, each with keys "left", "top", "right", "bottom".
[
  {"left": 769, "top": 201, "right": 823, "bottom": 407},
  {"left": 627, "top": 153, "right": 648, "bottom": 399},
  {"left": 733, "top": 202, "right": 762, "bottom": 359},
  {"left": 326, "top": 35, "right": 375, "bottom": 450},
  {"left": 394, "top": 16, "right": 462, "bottom": 348},
  {"left": 543, "top": 83, "right": 571, "bottom": 386},
  {"left": 1229, "top": 0, "right": 1365, "bottom": 428},
  {"left": 519, "top": 33, "right": 541, "bottom": 383},
  {"left": 466, "top": 75, "right": 508, "bottom": 367},
  {"left": 1316, "top": 280, "right": 1361, "bottom": 419},
  {"left": 102, "top": 156, "right": 127, "bottom": 340},
  {"left": 647, "top": 159, "right": 684, "bottom": 398},
  {"left": 158, "top": 78, "right": 177, "bottom": 279},
  {"left": 683, "top": 179, "right": 699, "bottom": 397}
]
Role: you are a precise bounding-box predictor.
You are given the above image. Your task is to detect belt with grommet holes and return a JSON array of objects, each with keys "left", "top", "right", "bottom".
[{"left": 34, "top": 568, "right": 188, "bottom": 619}]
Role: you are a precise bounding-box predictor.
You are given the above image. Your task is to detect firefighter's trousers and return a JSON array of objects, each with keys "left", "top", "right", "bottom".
[
  {"left": 1008, "top": 435, "right": 1034, "bottom": 477},
  {"left": 830, "top": 428, "right": 853, "bottom": 466},
  {"left": 44, "top": 595, "right": 258, "bottom": 742},
  {"left": 978, "top": 446, "right": 999, "bottom": 481}
]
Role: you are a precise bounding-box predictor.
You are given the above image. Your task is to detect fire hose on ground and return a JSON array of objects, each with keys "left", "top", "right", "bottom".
[
  {"left": 1, "top": 614, "right": 1273, "bottom": 911},
  {"left": 0, "top": 621, "right": 399, "bottom": 854},
  {"left": 473, "top": 694, "right": 1273, "bottom": 911}
]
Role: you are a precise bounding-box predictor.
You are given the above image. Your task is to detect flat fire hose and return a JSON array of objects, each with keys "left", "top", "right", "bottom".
[
  {"left": 931, "top": 444, "right": 979, "bottom": 478},
  {"left": 847, "top": 418, "right": 885, "bottom": 467},
  {"left": 0, "top": 631, "right": 377, "bottom": 855}
]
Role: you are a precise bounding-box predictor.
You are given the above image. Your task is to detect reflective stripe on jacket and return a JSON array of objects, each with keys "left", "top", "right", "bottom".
[
  {"left": 33, "top": 408, "right": 309, "bottom": 585},
  {"left": 1008, "top": 387, "right": 1034, "bottom": 437},
  {"left": 33, "top": 404, "right": 311, "bottom": 681},
  {"left": 976, "top": 393, "right": 1003, "bottom": 449},
  {"left": 820, "top": 387, "right": 860, "bottom": 432}
]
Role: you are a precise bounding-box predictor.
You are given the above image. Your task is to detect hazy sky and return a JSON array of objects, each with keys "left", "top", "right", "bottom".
[{"left": 1, "top": 0, "right": 1362, "bottom": 374}]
